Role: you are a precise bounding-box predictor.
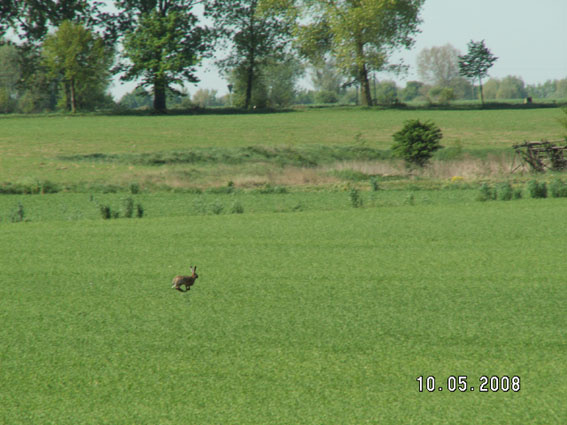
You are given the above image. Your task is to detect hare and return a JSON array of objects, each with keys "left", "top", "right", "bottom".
[{"left": 172, "top": 266, "right": 199, "bottom": 292}]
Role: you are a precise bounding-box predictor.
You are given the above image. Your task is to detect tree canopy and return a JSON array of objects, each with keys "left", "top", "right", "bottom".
[
  {"left": 294, "top": 0, "right": 425, "bottom": 106},
  {"left": 117, "top": 0, "right": 210, "bottom": 112},
  {"left": 458, "top": 40, "right": 498, "bottom": 106},
  {"left": 206, "top": 0, "right": 292, "bottom": 109},
  {"left": 42, "top": 20, "right": 112, "bottom": 112}
]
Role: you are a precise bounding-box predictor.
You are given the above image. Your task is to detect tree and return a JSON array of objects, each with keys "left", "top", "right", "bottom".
[
  {"left": 375, "top": 80, "right": 398, "bottom": 105},
  {"left": 7, "top": 0, "right": 105, "bottom": 44},
  {"left": 294, "top": 0, "right": 424, "bottom": 106},
  {"left": 117, "top": 0, "right": 209, "bottom": 112},
  {"left": 391, "top": 120, "right": 443, "bottom": 168},
  {"left": 458, "top": 40, "right": 497, "bottom": 106},
  {"left": 228, "top": 63, "right": 269, "bottom": 108},
  {"left": 482, "top": 78, "right": 500, "bottom": 100},
  {"left": 263, "top": 55, "right": 303, "bottom": 107},
  {"left": 0, "top": 0, "right": 18, "bottom": 39},
  {"left": 497, "top": 75, "right": 526, "bottom": 99},
  {"left": 311, "top": 58, "right": 344, "bottom": 95},
  {"left": 42, "top": 20, "right": 112, "bottom": 113},
  {"left": 417, "top": 44, "right": 461, "bottom": 87},
  {"left": 206, "top": 0, "right": 292, "bottom": 109},
  {"left": 400, "top": 80, "right": 423, "bottom": 102},
  {"left": 192, "top": 88, "right": 221, "bottom": 108},
  {"left": 119, "top": 87, "right": 152, "bottom": 109},
  {"left": 0, "top": 44, "right": 21, "bottom": 113},
  {"left": 2, "top": 1, "right": 112, "bottom": 113}
]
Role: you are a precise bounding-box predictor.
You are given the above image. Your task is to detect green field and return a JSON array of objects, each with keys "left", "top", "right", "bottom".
[
  {"left": 1, "top": 108, "right": 564, "bottom": 190},
  {"left": 1, "top": 108, "right": 567, "bottom": 423},
  {"left": 2, "top": 197, "right": 566, "bottom": 424}
]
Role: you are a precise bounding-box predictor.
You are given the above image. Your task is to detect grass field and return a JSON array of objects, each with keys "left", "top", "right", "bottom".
[
  {"left": 1, "top": 107, "right": 567, "bottom": 423},
  {"left": 1, "top": 108, "right": 564, "bottom": 189},
  {"left": 1, "top": 197, "right": 566, "bottom": 424}
]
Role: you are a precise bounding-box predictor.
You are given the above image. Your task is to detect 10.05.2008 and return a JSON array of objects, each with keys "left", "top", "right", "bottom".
[{"left": 416, "top": 376, "right": 521, "bottom": 393}]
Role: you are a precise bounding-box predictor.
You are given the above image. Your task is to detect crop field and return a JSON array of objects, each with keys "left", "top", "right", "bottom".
[
  {"left": 1, "top": 107, "right": 567, "bottom": 424},
  {"left": 2, "top": 197, "right": 567, "bottom": 424}
]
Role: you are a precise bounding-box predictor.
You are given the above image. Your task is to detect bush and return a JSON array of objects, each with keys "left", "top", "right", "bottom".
[
  {"left": 10, "top": 203, "right": 25, "bottom": 222},
  {"left": 477, "top": 183, "right": 496, "bottom": 201},
  {"left": 527, "top": 180, "right": 547, "bottom": 199},
  {"left": 210, "top": 200, "right": 224, "bottom": 215},
  {"left": 129, "top": 182, "right": 140, "bottom": 194},
  {"left": 549, "top": 178, "right": 567, "bottom": 198},
  {"left": 391, "top": 120, "right": 443, "bottom": 168},
  {"left": 370, "top": 177, "right": 380, "bottom": 192},
  {"left": 349, "top": 187, "right": 363, "bottom": 208},
  {"left": 136, "top": 203, "right": 144, "bottom": 218},
  {"left": 123, "top": 197, "right": 134, "bottom": 218},
  {"left": 497, "top": 182, "right": 513, "bottom": 201},
  {"left": 230, "top": 200, "right": 244, "bottom": 214},
  {"left": 314, "top": 90, "right": 338, "bottom": 104},
  {"left": 99, "top": 204, "right": 118, "bottom": 219}
]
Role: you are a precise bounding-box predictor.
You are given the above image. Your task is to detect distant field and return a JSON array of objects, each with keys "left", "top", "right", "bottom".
[
  {"left": 1, "top": 196, "right": 566, "bottom": 424},
  {"left": 1, "top": 108, "right": 564, "bottom": 189}
]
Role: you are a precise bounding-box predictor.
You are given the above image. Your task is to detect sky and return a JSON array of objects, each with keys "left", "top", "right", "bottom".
[{"left": 110, "top": 0, "right": 567, "bottom": 100}]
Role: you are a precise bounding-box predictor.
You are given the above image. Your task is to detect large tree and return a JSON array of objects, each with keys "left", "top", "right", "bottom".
[
  {"left": 116, "top": 0, "right": 209, "bottom": 112},
  {"left": 7, "top": 0, "right": 104, "bottom": 44},
  {"left": 206, "top": 0, "right": 292, "bottom": 109},
  {"left": 0, "top": 0, "right": 18, "bottom": 39},
  {"left": 294, "top": 0, "right": 424, "bottom": 106},
  {"left": 417, "top": 44, "right": 461, "bottom": 88},
  {"left": 458, "top": 40, "right": 497, "bottom": 107},
  {"left": 42, "top": 20, "right": 112, "bottom": 113},
  {"left": 0, "top": 44, "right": 21, "bottom": 112}
]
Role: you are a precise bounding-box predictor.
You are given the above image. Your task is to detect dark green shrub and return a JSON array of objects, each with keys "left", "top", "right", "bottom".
[
  {"left": 136, "top": 203, "right": 144, "bottom": 218},
  {"left": 497, "top": 182, "right": 513, "bottom": 201},
  {"left": 349, "top": 187, "right": 363, "bottom": 208},
  {"left": 230, "top": 200, "right": 244, "bottom": 214},
  {"left": 549, "top": 178, "right": 567, "bottom": 198},
  {"left": 99, "top": 204, "right": 113, "bottom": 219},
  {"left": 477, "top": 183, "right": 496, "bottom": 201},
  {"left": 314, "top": 90, "right": 338, "bottom": 104},
  {"left": 527, "top": 180, "right": 547, "bottom": 198},
  {"left": 38, "top": 180, "right": 60, "bottom": 194},
  {"left": 123, "top": 197, "right": 134, "bottom": 218},
  {"left": 129, "top": 182, "right": 140, "bottom": 194},
  {"left": 391, "top": 120, "right": 443, "bottom": 168}
]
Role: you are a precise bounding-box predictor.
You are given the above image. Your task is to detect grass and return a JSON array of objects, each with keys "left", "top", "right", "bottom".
[
  {"left": 1, "top": 197, "right": 566, "bottom": 424},
  {"left": 1, "top": 108, "right": 564, "bottom": 189},
  {"left": 2, "top": 108, "right": 567, "bottom": 423}
]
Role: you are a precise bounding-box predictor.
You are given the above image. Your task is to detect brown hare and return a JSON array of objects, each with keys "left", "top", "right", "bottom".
[{"left": 172, "top": 266, "right": 199, "bottom": 292}]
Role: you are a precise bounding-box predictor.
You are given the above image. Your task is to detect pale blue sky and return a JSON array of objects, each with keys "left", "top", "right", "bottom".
[{"left": 111, "top": 0, "right": 567, "bottom": 99}]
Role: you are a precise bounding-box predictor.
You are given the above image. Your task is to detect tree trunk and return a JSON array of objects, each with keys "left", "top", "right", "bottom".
[
  {"left": 359, "top": 65, "right": 372, "bottom": 106},
  {"left": 153, "top": 78, "right": 167, "bottom": 113},
  {"left": 244, "top": 9, "right": 256, "bottom": 110},
  {"left": 356, "top": 41, "right": 372, "bottom": 106},
  {"left": 478, "top": 76, "right": 485, "bottom": 107},
  {"left": 70, "top": 78, "right": 77, "bottom": 113},
  {"left": 245, "top": 63, "right": 254, "bottom": 109}
]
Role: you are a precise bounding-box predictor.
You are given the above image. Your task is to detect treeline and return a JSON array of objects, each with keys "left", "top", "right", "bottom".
[{"left": 0, "top": 1, "right": 564, "bottom": 114}]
